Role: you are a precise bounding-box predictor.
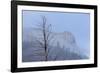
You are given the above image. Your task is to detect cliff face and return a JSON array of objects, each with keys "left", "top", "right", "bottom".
[{"left": 22, "top": 28, "right": 88, "bottom": 62}]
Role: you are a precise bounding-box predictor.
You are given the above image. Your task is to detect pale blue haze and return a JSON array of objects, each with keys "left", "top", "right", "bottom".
[{"left": 22, "top": 10, "right": 90, "bottom": 57}]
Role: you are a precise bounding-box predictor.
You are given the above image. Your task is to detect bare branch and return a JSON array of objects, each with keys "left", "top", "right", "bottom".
[
  {"left": 32, "top": 36, "right": 44, "bottom": 47},
  {"left": 32, "top": 15, "right": 53, "bottom": 61}
]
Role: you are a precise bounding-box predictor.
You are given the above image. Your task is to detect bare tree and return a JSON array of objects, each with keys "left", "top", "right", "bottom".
[{"left": 33, "top": 16, "right": 53, "bottom": 61}]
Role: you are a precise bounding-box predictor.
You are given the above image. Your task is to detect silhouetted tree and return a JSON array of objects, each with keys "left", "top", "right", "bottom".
[{"left": 34, "top": 16, "right": 53, "bottom": 61}]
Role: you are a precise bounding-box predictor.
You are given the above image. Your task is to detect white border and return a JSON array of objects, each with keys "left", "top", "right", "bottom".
[{"left": 17, "top": 5, "right": 94, "bottom": 68}]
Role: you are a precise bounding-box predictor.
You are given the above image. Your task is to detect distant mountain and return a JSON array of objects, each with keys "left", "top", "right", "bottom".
[{"left": 22, "top": 28, "right": 89, "bottom": 62}]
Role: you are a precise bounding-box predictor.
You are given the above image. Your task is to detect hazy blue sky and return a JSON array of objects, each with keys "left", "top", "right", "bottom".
[{"left": 22, "top": 10, "right": 90, "bottom": 55}]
